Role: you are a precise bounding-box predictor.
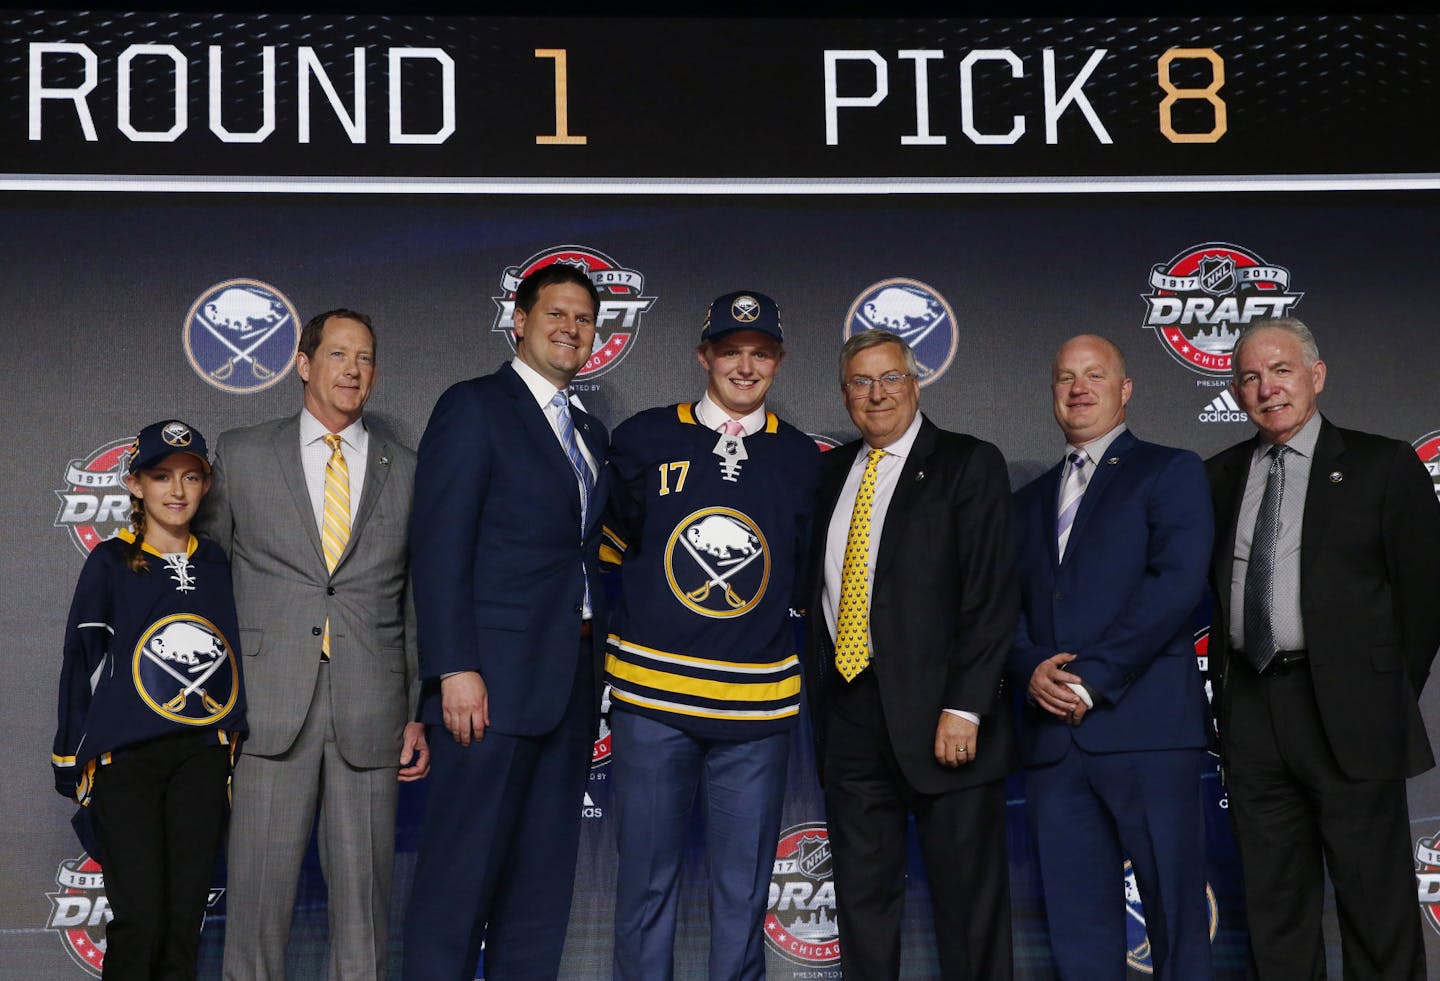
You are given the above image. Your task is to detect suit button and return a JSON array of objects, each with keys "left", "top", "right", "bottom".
[
  {"left": 1055, "top": 591, "right": 1064, "bottom": 601},
  {"left": 312, "top": 626, "right": 323, "bottom": 636},
  {"left": 327, "top": 586, "right": 336, "bottom": 596}
]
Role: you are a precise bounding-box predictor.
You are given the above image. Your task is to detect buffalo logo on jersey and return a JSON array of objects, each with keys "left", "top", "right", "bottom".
[
  {"left": 1124, "top": 859, "right": 1219, "bottom": 972},
  {"left": 54, "top": 438, "right": 135, "bottom": 555},
  {"left": 491, "top": 245, "right": 656, "bottom": 380},
  {"left": 183, "top": 279, "right": 300, "bottom": 394},
  {"left": 664, "top": 508, "right": 771, "bottom": 618},
  {"left": 1412, "top": 432, "right": 1440, "bottom": 503},
  {"left": 765, "top": 822, "right": 841, "bottom": 968},
  {"left": 845, "top": 278, "right": 958, "bottom": 387},
  {"left": 133, "top": 615, "right": 239, "bottom": 724},
  {"left": 1141, "top": 243, "right": 1303, "bottom": 377}
]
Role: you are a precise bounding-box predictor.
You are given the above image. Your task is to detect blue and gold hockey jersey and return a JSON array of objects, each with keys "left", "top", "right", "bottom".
[
  {"left": 53, "top": 531, "right": 246, "bottom": 804},
  {"left": 602, "top": 403, "right": 820, "bottom": 740}
]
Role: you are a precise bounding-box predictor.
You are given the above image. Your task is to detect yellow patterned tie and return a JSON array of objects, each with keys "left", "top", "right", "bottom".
[
  {"left": 835, "top": 448, "right": 884, "bottom": 682},
  {"left": 320, "top": 433, "right": 351, "bottom": 659}
]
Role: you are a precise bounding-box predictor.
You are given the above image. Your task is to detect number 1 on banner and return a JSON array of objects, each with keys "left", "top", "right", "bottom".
[{"left": 535, "top": 48, "right": 587, "bottom": 145}]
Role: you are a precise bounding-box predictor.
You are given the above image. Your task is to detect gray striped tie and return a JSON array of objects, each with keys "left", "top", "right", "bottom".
[{"left": 1243, "top": 444, "right": 1289, "bottom": 673}]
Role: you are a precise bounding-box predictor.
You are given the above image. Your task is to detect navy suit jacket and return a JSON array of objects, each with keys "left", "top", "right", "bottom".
[
  {"left": 410, "top": 361, "right": 609, "bottom": 737},
  {"left": 1009, "top": 429, "right": 1213, "bottom": 766}
]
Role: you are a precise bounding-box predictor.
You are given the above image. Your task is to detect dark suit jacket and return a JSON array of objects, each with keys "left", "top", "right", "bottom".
[
  {"left": 806, "top": 416, "right": 1019, "bottom": 795},
  {"left": 409, "top": 361, "right": 609, "bottom": 737},
  {"left": 1009, "top": 429, "right": 1213, "bottom": 766},
  {"left": 1207, "top": 416, "right": 1440, "bottom": 780},
  {"left": 199, "top": 413, "right": 418, "bottom": 766}
]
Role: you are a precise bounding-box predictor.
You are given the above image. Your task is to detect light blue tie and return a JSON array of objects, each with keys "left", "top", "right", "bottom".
[
  {"left": 551, "top": 392, "right": 594, "bottom": 526},
  {"left": 552, "top": 392, "right": 595, "bottom": 612}
]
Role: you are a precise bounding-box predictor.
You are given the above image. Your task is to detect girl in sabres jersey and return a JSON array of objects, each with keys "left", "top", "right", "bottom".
[{"left": 52, "top": 420, "right": 245, "bottom": 981}]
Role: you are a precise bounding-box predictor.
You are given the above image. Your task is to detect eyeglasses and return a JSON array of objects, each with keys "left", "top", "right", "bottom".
[{"left": 845, "top": 372, "right": 914, "bottom": 397}]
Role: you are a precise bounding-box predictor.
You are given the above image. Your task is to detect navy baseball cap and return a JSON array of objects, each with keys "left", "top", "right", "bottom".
[
  {"left": 700, "top": 291, "right": 784, "bottom": 345},
  {"left": 126, "top": 420, "right": 211, "bottom": 474}
]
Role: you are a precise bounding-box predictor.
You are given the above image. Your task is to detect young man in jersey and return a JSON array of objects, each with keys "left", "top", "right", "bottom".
[{"left": 602, "top": 290, "right": 821, "bottom": 980}]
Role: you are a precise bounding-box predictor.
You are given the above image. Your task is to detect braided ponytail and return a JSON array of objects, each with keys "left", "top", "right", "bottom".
[{"left": 124, "top": 495, "right": 150, "bottom": 574}]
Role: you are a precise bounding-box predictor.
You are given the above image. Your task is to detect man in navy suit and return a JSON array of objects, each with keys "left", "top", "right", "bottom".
[
  {"left": 1009, "top": 334, "right": 1214, "bottom": 980},
  {"left": 403, "top": 264, "right": 609, "bottom": 980}
]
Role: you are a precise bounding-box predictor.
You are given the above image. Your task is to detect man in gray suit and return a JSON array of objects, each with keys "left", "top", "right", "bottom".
[{"left": 200, "top": 309, "right": 429, "bottom": 980}]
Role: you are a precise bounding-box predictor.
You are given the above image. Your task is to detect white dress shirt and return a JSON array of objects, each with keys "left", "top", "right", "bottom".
[{"left": 299, "top": 408, "right": 368, "bottom": 538}]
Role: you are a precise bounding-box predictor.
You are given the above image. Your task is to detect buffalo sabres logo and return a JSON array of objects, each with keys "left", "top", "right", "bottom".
[
  {"left": 132, "top": 614, "right": 238, "bottom": 724},
  {"left": 183, "top": 279, "right": 300, "bottom": 394},
  {"left": 1124, "top": 859, "right": 1218, "bottom": 972},
  {"left": 845, "top": 278, "right": 958, "bottom": 387},
  {"left": 731, "top": 294, "right": 761, "bottom": 322},
  {"left": 664, "top": 508, "right": 770, "bottom": 618},
  {"left": 161, "top": 422, "right": 194, "bottom": 447}
]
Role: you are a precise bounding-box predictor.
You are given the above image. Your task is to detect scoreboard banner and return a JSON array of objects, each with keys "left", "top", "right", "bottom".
[{"left": 2, "top": 11, "right": 1437, "bottom": 184}]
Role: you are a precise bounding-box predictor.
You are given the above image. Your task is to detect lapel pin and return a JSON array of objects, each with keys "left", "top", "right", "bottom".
[
  {"left": 380, "top": 456, "right": 390, "bottom": 466},
  {"left": 1107, "top": 457, "right": 1119, "bottom": 465},
  {"left": 915, "top": 470, "right": 926, "bottom": 482},
  {"left": 1329, "top": 471, "right": 1343, "bottom": 483}
]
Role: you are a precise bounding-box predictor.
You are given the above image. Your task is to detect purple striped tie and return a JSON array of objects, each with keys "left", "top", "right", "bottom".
[{"left": 1056, "top": 450, "right": 1090, "bottom": 559}]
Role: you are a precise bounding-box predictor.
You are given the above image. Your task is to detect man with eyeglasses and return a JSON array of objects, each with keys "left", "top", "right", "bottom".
[
  {"left": 602, "top": 291, "right": 820, "bottom": 981},
  {"left": 805, "top": 328, "right": 1018, "bottom": 979}
]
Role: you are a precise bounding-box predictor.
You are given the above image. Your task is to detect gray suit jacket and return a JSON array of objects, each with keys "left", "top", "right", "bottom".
[{"left": 197, "top": 413, "right": 419, "bottom": 767}]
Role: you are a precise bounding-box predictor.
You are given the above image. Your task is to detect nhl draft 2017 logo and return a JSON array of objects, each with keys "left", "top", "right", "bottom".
[
  {"left": 1413, "top": 432, "right": 1440, "bottom": 503},
  {"left": 133, "top": 615, "right": 239, "bottom": 725},
  {"left": 845, "top": 278, "right": 957, "bottom": 387},
  {"left": 665, "top": 508, "right": 770, "bottom": 619},
  {"left": 184, "top": 279, "right": 300, "bottom": 394},
  {"left": 1415, "top": 829, "right": 1440, "bottom": 937},
  {"left": 44, "top": 852, "right": 224, "bottom": 977},
  {"left": 1125, "top": 859, "right": 1219, "bottom": 972},
  {"left": 765, "top": 822, "right": 841, "bottom": 969},
  {"left": 54, "top": 438, "right": 135, "bottom": 555},
  {"left": 491, "top": 245, "right": 656, "bottom": 381},
  {"left": 45, "top": 853, "right": 109, "bottom": 976},
  {"left": 1141, "top": 243, "right": 1303, "bottom": 376}
]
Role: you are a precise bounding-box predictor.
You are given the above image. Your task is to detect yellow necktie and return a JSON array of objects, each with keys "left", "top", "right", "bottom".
[
  {"left": 835, "top": 448, "right": 884, "bottom": 682},
  {"left": 320, "top": 433, "right": 351, "bottom": 659}
]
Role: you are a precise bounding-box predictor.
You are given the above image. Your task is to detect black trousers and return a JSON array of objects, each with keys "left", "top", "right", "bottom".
[
  {"left": 822, "top": 670, "right": 1012, "bottom": 981},
  {"left": 89, "top": 731, "right": 231, "bottom": 981},
  {"left": 1223, "top": 658, "right": 1424, "bottom": 981}
]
